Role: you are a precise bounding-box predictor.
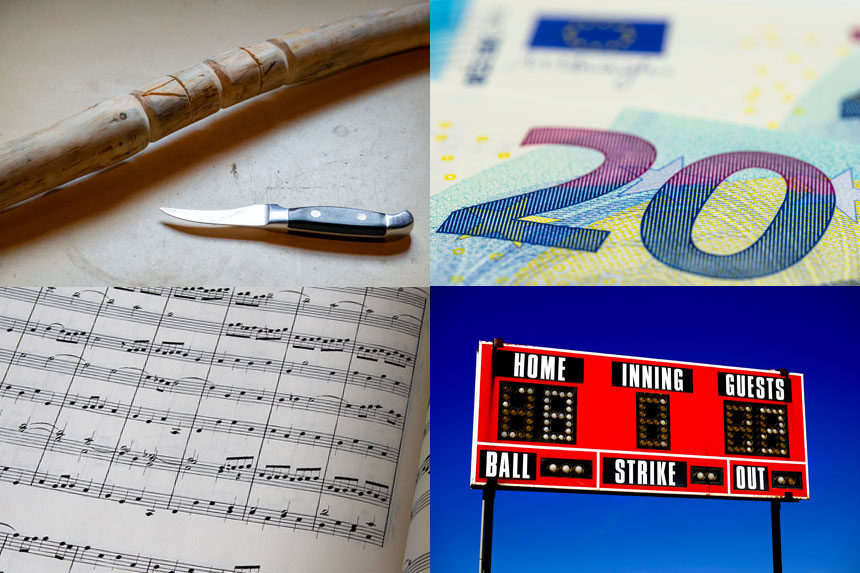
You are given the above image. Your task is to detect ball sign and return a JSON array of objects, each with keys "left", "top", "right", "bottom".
[{"left": 471, "top": 341, "right": 809, "bottom": 500}]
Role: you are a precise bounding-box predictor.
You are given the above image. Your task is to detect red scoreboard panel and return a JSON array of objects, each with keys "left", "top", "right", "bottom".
[{"left": 471, "top": 341, "right": 809, "bottom": 500}]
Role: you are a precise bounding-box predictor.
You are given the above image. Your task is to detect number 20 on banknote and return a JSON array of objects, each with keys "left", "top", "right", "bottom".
[{"left": 435, "top": 126, "right": 844, "bottom": 280}]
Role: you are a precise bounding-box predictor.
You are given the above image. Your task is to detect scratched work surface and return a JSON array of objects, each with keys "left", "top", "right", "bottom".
[{"left": 0, "top": 0, "right": 428, "bottom": 284}]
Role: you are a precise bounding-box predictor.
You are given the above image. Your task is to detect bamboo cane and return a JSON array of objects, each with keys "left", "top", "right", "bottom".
[{"left": 0, "top": 3, "right": 429, "bottom": 211}]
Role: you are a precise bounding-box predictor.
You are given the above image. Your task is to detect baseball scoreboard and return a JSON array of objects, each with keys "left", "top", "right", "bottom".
[{"left": 471, "top": 341, "right": 809, "bottom": 500}]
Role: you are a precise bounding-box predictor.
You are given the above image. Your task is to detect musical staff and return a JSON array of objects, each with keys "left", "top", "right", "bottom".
[
  {"left": 0, "top": 465, "right": 384, "bottom": 544},
  {"left": 0, "top": 346, "right": 410, "bottom": 399},
  {"left": 0, "top": 527, "right": 253, "bottom": 573},
  {"left": 0, "top": 314, "right": 417, "bottom": 369},
  {"left": 0, "top": 287, "right": 423, "bottom": 338},
  {"left": 403, "top": 552, "right": 430, "bottom": 573},
  {"left": 0, "top": 384, "right": 404, "bottom": 446},
  {"left": 410, "top": 490, "right": 430, "bottom": 519},
  {"left": 0, "top": 286, "right": 427, "bottom": 567}
]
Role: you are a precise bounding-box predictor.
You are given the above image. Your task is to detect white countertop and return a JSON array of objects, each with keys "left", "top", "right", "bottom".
[{"left": 0, "top": 0, "right": 428, "bottom": 284}]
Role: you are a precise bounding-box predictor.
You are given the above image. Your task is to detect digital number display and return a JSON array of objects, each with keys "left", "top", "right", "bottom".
[
  {"left": 724, "top": 400, "right": 789, "bottom": 458},
  {"left": 497, "top": 381, "right": 576, "bottom": 444},
  {"left": 636, "top": 392, "right": 670, "bottom": 450}
]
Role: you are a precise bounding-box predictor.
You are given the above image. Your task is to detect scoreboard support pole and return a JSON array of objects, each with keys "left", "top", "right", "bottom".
[
  {"left": 479, "top": 478, "right": 497, "bottom": 573},
  {"left": 771, "top": 500, "right": 782, "bottom": 573},
  {"left": 478, "top": 338, "right": 505, "bottom": 573}
]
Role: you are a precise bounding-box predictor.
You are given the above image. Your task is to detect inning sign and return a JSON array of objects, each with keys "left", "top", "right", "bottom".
[{"left": 471, "top": 341, "right": 809, "bottom": 500}]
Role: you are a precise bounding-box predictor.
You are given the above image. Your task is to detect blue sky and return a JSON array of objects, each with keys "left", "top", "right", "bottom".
[{"left": 431, "top": 287, "right": 860, "bottom": 572}]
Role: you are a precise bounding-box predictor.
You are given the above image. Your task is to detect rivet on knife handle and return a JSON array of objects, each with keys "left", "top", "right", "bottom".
[{"left": 159, "top": 204, "right": 413, "bottom": 240}]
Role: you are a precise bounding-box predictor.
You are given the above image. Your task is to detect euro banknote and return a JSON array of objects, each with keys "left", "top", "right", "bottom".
[
  {"left": 430, "top": 0, "right": 860, "bottom": 284},
  {"left": 430, "top": 106, "right": 860, "bottom": 285},
  {"left": 433, "top": 0, "right": 859, "bottom": 130}
]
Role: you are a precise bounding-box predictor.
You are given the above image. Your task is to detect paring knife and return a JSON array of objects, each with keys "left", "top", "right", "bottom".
[{"left": 160, "top": 204, "right": 413, "bottom": 240}]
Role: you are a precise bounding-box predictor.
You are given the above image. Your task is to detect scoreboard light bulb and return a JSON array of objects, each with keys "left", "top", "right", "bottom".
[
  {"left": 518, "top": 387, "right": 525, "bottom": 393},
  {"left": 707, "top": 472, "right": 716, "bottom": 481},
  {"left": 562, "top": 464, "right": 571, "bottom": 473},
  {"left": 695, "top": 471, "right": 705, "bottom": 480},
  {"left": 574, "top": 465, "right": 584, "bottom": 475},
  {"left": 551, "top": 390, "right": 558, "bottom": 396},
  {"left": 548, "top": 463, "right": 558, "bottom": 473},
  {"left": 777, "top": 476, "right": 786, "bottom": 484},
  {"left": 543, "top": 433, "right": 549, "bottom": 439},
  {"left": 527, "top": 387, "right": 534, "bottom": 394}
]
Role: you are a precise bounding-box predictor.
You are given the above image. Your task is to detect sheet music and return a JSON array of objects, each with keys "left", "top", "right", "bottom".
[{"left": 0, "top": 287, "right": 428, "bottom": 572}]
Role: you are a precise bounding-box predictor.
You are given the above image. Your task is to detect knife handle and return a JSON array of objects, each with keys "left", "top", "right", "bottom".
[{"left": 284, "top": 207, "right": 413, "bottom": 239}]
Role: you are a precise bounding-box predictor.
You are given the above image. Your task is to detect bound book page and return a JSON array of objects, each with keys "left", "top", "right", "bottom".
[
  {"left": 0, "top": 286, "right": 429, "bottom": 573},
  {"left": 401, "top": 407, "right": 430, "bottom": 573}
]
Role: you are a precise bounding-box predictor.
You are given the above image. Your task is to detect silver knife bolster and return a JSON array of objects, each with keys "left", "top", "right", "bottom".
[
  {"left": 266, "top": 204, "right": 291, "bottom": 230},
  {"left": 384, "top": 210, "right": 414, "bottom": 238}
]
